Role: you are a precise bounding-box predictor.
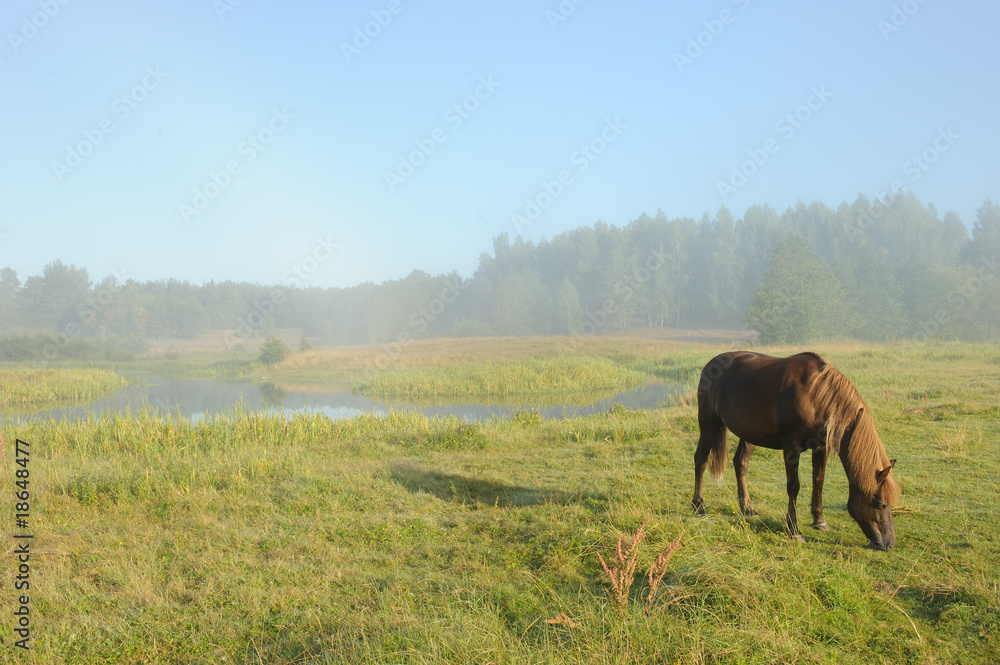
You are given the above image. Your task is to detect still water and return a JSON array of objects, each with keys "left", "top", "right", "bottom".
[{"left": 9, "top": 377, "right": 682, "bottom": 423}]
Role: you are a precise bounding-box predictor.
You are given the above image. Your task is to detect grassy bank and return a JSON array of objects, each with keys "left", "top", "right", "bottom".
[
  {"left": 265, "top": 336, "right": 719, "bottom": 385},
  {"left": 353, "top": 356, "right": 647, "bottom": 400},
  {"left": 0, "top": 367, "right": 130, "bottom": 410},
  {"left": 2, "top": 342, "right": 999, "bottom": 662}
]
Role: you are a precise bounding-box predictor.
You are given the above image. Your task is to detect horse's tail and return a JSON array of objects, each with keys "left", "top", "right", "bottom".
[
  {"left": 696, "top": 385, "right": 729, "bottom": 481},
  {"left": 707, "top": 421, "right": 728, "bottom": 481}
]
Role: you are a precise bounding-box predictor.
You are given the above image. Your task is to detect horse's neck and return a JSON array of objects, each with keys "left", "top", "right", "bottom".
[{"left": 837, "top": 412, "right": 884, "bottom": 495}]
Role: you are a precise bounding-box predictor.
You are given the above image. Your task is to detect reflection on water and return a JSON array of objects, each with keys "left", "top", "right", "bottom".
[{"left": 5, "top": 376, "right": 682, "bottom": 423}]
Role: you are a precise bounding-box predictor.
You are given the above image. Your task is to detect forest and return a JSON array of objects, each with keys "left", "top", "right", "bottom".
[{"left": 1, "top": 192, "right": 998, "bottom": 360}]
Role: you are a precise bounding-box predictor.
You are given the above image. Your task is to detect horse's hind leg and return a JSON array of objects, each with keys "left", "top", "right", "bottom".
[
  {"left": 692, "top": 420, "right": 724, "bottom": 517},
  {"left": 810, "top": 445, "right": 831, "bottom": 530},
  {"left": 734, "top": 439, "right": 757, "bottom": 516}
]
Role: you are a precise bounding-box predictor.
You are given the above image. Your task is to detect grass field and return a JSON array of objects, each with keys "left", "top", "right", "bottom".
[
  {"left": 2, "top": 339, "right": 999, "bottom": 663},
  {"left": 265, "top": 336, "right": 701, "bottom": 385},
  {"left": 353, "top": 356, "right": 647, "bottom": 401}
]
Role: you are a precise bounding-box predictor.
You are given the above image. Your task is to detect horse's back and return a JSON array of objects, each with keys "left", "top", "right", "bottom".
[
  {"left": 700, "top": 350, "right": 823, "bottom": 390},
  {"left": 698, "top": 350, "right": 831, "bottom": 447}
]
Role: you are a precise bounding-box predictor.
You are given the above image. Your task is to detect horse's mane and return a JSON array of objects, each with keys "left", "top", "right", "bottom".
[{"left": 808, "top": 358, "right": 900, "bottom": 506}]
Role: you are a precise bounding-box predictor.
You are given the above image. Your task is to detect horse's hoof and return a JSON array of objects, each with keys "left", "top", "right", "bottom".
[
  {"left": 812, "top": 521, "right": 830, "bottom": 531},
  {"left": 790, "top": 534, "right": 807, "bottom": 543},
  {"left": 741, "top": 507, "right": 758, "bottom": 517}
]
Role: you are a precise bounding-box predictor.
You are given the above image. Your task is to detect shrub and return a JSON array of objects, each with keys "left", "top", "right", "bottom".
[{"left": 258, "top": 337, "right": 289, "bottom": 365}]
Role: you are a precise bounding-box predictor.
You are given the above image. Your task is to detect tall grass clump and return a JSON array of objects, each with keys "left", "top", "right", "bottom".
[
  {"left": 0, "top": 368, "right": 129, "bottom": 409},
  {"left": 566, "top": 405, "right": 661, "bottom": 444},
  {"left": 355, "top": 356, "right": 645, "bottom": 399}
]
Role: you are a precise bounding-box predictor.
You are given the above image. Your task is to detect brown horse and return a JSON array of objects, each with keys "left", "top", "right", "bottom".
[{"left": 691, "top": 351, "right": 899, "bottom": 550}]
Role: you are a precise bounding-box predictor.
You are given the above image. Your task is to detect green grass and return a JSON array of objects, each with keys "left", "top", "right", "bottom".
[
  {"left": 0, "top": 367, "right": 130, "bottom": 410},
  {"left": 106, "top": 350, "right": 261, "bottom": 380},
  {"left": 353, "top": 356, "right": 647, "bottom": 401},
  {"left": 2, "top": 341, "right": 1000, "bottom": 663}
]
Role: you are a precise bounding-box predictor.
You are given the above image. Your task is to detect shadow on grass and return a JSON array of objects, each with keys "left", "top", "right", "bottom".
[
  {"left": 709, "top": 501, "right": 857, "bottom": 541},
  {"left": 745, "top": 515, "right": 788, "bottom": 536},
  {"left": 390, "top": 462, "right": 607, "bottom": 510},
  {"left": 890, "top": 584, "right": 987, "bottom": 624},
  {"left": 738, "top": 514, "right": 846, "bottom": 541},
  {"left": 720, "top": 507, "right": 877, "bottom": 549}
]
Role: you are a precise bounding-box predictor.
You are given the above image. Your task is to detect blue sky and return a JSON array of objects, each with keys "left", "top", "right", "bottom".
[{"left": 0, "top": 0, "right": 996, "bottom": 288}]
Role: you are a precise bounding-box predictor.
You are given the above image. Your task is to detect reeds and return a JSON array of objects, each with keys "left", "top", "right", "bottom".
[{"left": 0, "top": 368, "right": 129, "bottom": 409}]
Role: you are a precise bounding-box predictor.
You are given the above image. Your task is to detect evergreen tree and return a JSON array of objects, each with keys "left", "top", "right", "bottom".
[
  {"left": 17, "top": 261, "right": 90, "bottom": 327},
  {"left": 745, "top": 236, "right": 848, "bottom": 343}
]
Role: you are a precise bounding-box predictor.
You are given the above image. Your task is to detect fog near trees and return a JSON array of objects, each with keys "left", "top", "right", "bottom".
[{"left": 1, "top": 193, "right": 998, "bottom": 360}]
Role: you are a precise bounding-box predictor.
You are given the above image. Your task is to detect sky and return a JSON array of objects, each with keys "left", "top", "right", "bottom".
[{"left": 0, "top": 0, "right": 997, "bottom": 289}]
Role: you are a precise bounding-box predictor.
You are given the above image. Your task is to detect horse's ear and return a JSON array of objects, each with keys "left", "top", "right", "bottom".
[{"left": 876, "top": 461, "right": 895, "bottom": 485}]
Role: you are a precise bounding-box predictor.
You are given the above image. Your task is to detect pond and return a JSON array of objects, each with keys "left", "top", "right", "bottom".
[{"left": 6, "top": 376, "right": 683, "bottom": 423}]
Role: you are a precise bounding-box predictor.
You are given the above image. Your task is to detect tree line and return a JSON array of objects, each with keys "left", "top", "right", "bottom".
[{"left": 1, "top": 193, "right": 998, "bottom": 360}]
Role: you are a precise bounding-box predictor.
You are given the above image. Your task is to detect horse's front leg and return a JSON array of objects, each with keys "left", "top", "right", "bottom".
[
  {"left": 810, "top": 445, "right": 831, "bottom": 530},
  {"left": 783, "top": 445, "right": 805, "bottom": 542}
]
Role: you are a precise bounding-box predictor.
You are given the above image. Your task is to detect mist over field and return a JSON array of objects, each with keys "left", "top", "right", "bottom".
[{"left": 1, "top": 193, "right": 999, "bottom": 361}]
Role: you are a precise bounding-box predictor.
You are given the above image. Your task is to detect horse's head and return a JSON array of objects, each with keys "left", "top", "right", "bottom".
[{"left": 847, "top": 459, "right": 897, "bottom": 551}]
